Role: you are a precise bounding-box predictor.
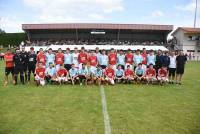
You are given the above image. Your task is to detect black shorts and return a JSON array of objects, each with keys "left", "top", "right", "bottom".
[
  {"left": 5, "top": 67, "right": 14, "bottom": 76},
  {"left": 64, "top": 64, "right": 71, "bottom": 71},
  {"left": 79, "top": 75, "right": 86, "bottom": 79},
  {"left": 176, "top": 67, "right": 184, "bottom": 74},
  {"left": 28, "top": 65, "right": 36, "bottom": 74},
  {"left": 169, "top": 68, "right": 176, "bottom": 77},
  {"left": 116, "top": 75, "right": 123, "bottom": 79},
  {"left": 101, "top": 65, "right": 107, "bottom": 69},
  {"left": 22, "top": 64, "right": 28, "bottom": 72},
  {"left": 14, "top": 66, "right": 24, "bottom": 75}
]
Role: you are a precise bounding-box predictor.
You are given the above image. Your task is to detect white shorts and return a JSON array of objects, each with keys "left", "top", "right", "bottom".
[
  {"left": 35, "top": 75, "right": 45, "bottom": 85},
  {"left": 157, "top": 76, "right": 168, "bottom": 82},
  {"left": 105, "top": 77, "right": 115, "bottom": 85},
  {"left": 146, "top": 76, "right": 157, "bottom": 81},
  {"left": 57, "top": 76, "right": 67, "bottom": 82}
]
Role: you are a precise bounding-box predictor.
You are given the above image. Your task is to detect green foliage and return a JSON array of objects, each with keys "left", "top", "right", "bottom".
[{"left": 0, "top": 33, "right": 27, "bottom": 47}]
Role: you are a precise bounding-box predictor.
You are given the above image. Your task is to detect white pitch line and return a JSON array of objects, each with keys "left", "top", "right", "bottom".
[{"left": 100, "top": 85, "right": 112, "bottom": 134}]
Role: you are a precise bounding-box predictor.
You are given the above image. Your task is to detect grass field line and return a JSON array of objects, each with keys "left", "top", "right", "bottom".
[{"left": 100, "top": 85, "right": 112, "bottom": 134}]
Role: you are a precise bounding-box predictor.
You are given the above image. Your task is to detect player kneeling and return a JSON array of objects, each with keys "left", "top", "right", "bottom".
[
  {"left": 69, "top": 64, "right": 79, "bottom": 85},
  {"left": 157, "top": 65, "right": 169, "bottom": 85},
  {"left": 124, "top": 65, "right": 135, "bottom": 84},
  {"left": 115, "top": 65, "right": 124, "bottom": 83},
  {"left": 78, "top": 63, "right": 89, "bottom": 85},
  {"left": 145, "top": 64, "right": 157, "bottom": 84},
  {"left": 35, "top": 62, "right": 46, "bottom": 86},
  {"left": 93, "top": 66, "right": 104, "bottom": 85},
  {"left": 56, "top": 64, "right": 68, "bottom": 85},
  {"left": 104, "top": 65, "right": 115, "bottom": 85},
  {"left": 135, "top": 63, "right": 146, "bottom": 84},
  {"left": 45, "top": 62, "right": 57, "bottom": 84}
]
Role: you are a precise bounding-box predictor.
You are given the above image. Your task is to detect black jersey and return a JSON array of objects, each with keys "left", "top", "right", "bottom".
[
  {"left": 28, "top": 52, "right": 37, "bottom": 66},
  {"left": 21, "top": 51, "right": 29, "bottom": 65},
  {"left": 13, "top": 53, "right": 23, "bottom": 66}
]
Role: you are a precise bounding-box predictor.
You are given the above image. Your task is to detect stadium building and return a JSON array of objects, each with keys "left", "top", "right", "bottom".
[{"left": 22, "top": 23, "right": 173, "bottom": 51}]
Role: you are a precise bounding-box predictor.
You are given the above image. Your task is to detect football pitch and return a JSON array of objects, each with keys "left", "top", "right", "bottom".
[{"left": 0, "top": 61, "right": 200, "bottom": 134}]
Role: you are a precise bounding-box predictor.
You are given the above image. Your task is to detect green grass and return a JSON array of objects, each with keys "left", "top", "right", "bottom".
[{"left": 0, "top": 61, "right": 200, "bottom": 134}]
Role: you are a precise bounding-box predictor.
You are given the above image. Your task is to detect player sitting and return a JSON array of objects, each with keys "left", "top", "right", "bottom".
[
  {"left": 45, "top": 62, "right": 56, "bottom": 84},
  {"left": 78, "top": 63, "right": 89, "bottom": 85},
  {"left": 124, "top": 65, "right": 135, "bottom": 84},
  {"left": 145, "top": 64, "right": 157, "bottom": 84},
  {"left": 69, "top": 64, "right": 79, "bottom": 85},
  {"left": 56, "top": 64, "right": 68, "bottom": 85},
  {"left": 135, "top": 63, "right": 145, "bottom": 84},
  {"left": 115, "top": 65, "right": 124, "bottom": 83},
  {"left": 157, "top": 65, "right": 169, "bottom": 85},
  {"left": 93, "top": 66, "right": 104, "bottom": 85},
  {"left": 35, "top": 62, "right": 46, "bottom": 86},
  {"left": 104, "top": 65, "right": 115, "bottom": 85}
]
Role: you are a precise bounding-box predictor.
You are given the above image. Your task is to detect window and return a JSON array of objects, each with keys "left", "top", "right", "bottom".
[{"left": 187, "top": 50, "right": 195, "bottom": 52}]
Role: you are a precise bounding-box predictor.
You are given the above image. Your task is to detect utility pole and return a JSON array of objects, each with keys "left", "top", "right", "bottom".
[{"left": 194, "top": 0, "right": 198, "bottom": 28}]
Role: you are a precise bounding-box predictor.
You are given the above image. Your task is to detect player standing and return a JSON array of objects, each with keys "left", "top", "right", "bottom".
[{"left": 4, "top": 49, "right": 14, "bottom": 86}]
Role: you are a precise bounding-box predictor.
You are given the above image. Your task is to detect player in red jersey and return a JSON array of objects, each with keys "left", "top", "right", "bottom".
[
  {"left": 124, "top": 65, "right": 135, "bottom": 83},
  {"left": 108, "top": 48, "right": 117, "bottom": 70},
  {"left": 37, "top": 48, "right": 46, "bottom": 67},
  {"left": 145, "top": 64, "right": 157, "bottom": 84},
  {"left": 56, "top": 64, "right": 68, "bottom": 84},
  {"left": 4, "top": 49, "right": 14, "bottom": 86},
  {"left": 141, "top": 48, "right": 147, "bottom": 71},
  {"left": 55, "top": 48, "right": 64, "bottom": 71},
  {"left": 104, "top": 65, "right": 115, "bottom": 85},
  {"left": 78, "top": 47, "right": 88, "bottom": 69},
  {"left": 35, "top": 62, "right": 46, "bottom": 86},
  {"left": 125, "top": 49, "right": 134, "bottom": 69},
  {"left": 88, "top": 50, "right": 98, "bottom": 74},
  {"left": 157, "top": 65, "right": 169, "bottom": 85}
]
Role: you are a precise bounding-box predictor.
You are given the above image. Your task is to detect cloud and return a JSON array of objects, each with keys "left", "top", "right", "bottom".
[
  {"left": 22, "top": 0, "right": 124, "bottom": 23},
  {"left": 0, "top": 16, "right": 24, "bottom": 33},
  {"left": 150, "top": 10, "right": 164, "bottom": 18},
  {"left": 175, "top": 0, "right": 199, "bottom": 12}
]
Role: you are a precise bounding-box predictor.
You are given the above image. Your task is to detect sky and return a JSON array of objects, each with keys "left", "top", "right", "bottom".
[{"left": 0, "top": 0, "right": 199, "bottom": 33}]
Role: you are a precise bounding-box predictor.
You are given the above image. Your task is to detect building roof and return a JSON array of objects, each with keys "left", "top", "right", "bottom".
[
  {"left": 172, "top": 27, "right": 200, "bottom": 35},
  {"left": 22, "top": 23, "right": 173, "bottom": 31}
]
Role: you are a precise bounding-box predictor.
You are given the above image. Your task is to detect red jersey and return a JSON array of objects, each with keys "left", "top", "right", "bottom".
[
  {"left": 125, "top": 53, "right": 133, "bottom": 64},
  {"left": 35, "top": 67, "right": 45, "bottom": 78},
  {"left": 141, "top": 53, "right": 147, "bottom": 65},
  {"left": 4, "top": 53, "right": 14, "bottom": 68},
  {"left": 105, "top": 68, "right": 115, "bottom": 78},
  {"left": 55, "top": 53, "right": 64, "bottom": 65},
  {"left": 108, "top": 53, "right": 117, "bottom": 65},
  {"left": 158, "top": 69, "right": 167, "bottom": 77},
  {"left": 88, "top": 55, "right": 98, "bottom": 66},
  {"left": 146, "top": 68, "right": 156, "bottom": 76},
  {"left": 37, "top": 53, "right": 46, "bottom": 66},
  {"left": 125, "top": 69, "right": 134, "bottom": 76},
  {"left": 57, "top": 69, "right": 67, "bottom": 77},
  {"left": 78, "top": 52, "right": 88, "bottom": 64}
]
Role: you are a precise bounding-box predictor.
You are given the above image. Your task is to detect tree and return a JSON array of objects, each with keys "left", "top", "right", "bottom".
[{"left": 0, "top": 29, "right": 6, "bottom": 34}]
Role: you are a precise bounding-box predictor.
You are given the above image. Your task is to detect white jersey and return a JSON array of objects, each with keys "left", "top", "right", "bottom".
[
  {"left": 169, "top": 56, "right": 176, "bottom": 68},
  {"left": 72, "top": 52, "right": 79, "bottom": 67}
]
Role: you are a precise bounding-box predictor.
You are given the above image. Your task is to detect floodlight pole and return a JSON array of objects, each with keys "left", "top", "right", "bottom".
[{"left": 194, "top": 0, "right": 198, "bottom": 28}]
